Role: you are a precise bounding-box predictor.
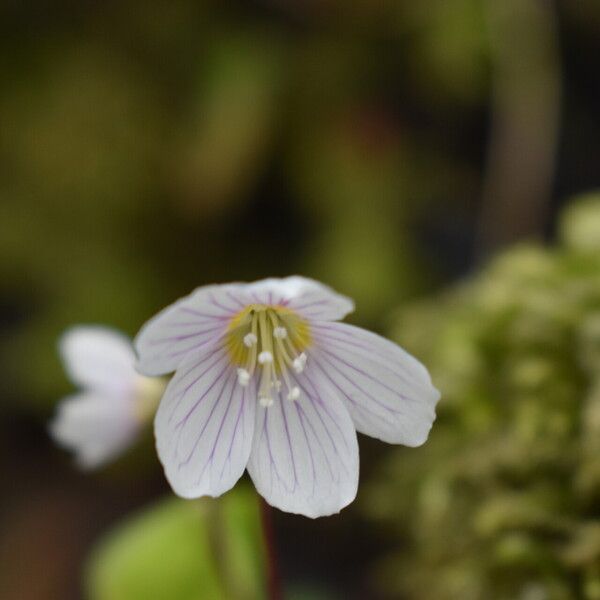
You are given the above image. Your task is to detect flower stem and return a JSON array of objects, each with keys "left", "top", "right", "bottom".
[{"left": 259, "top": 498, "right": 283, "bottom": 600}]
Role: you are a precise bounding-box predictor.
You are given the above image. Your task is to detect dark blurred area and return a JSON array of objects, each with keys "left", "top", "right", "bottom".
[{"left": 1, "top": 1, "right": 599, "bottom": 599}]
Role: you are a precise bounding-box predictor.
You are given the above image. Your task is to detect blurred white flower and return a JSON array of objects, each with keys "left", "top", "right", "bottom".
[
  {"left": 49, "top": 326, "right": 163, "bottom": 469},
  {"left": 135, "top": 276, "right": 440, "bottom": 518}
]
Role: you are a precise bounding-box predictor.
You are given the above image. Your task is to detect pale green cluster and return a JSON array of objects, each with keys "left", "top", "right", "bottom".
[{"left": 365, "top": 195, "right": 600, "bottom": 600}]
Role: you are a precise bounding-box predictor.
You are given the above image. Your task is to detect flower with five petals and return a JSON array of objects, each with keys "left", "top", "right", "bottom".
[{"left": 135, "top": 277, "right": 440, "bottom": 517}]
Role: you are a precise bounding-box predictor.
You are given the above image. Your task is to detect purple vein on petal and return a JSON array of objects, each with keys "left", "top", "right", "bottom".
[
  {"left": 250, "top": 292, "right": 263, "bottom": 305},
  {"left": 191, "top": 372, "right": 238, "bottom": 482},
  {"left": 316, "top": 322, "right": 429, "bottom": 375},
  {"left": 315, "top": 330, "right": 426, "bottom": 390},
  {"left": 297, "top": 370, "right": 353, "bottom": 446},
  {"left": 262, "top": 408, "right": 291, "bottom": 494},
  {"left": 296, "top": 380, "right": 349, "bottom": 462},
  {"left": 319, "top": 349, "right": 412, "bottom": 407},
  {"left": 164, "top": 320, "right": 229, "bottom": 329},
  {"left": 171, "top": 355, "right": 230, "bottom": 427},
  {"left": 148, "top": 323, "right": 226, "bottom": 346},
  {"left": 318, "top": 351, "right": 407, "bottom": 416},
  {"left": 279, "top": 394, "right": 299, "bottom": 489},
  {"left": 309, "top": 358, "right": 391, "bottom": 426},
  {"left": 208, "top": 291, "right": 239, "bottom": 314},
  {"left": 207, "top": 373, "right": 238, "bottom": 463},
  {"left": 180, "top": 307, "right": 231, "bottom": 320},
  {"left": 166, "top": 349, "right": 227, "bottom": 422},
  {"left": 293, "top": 403, "right": 319, "bottom": 494},
  {"left": 225, "top": 290, "right": 248, "bottom": 309},
  {"left": 220, "top": 385, "right": 247, "bottom": 480},
  {"left": 165, "top": 331, "right": 226, "bottom": 360},
  {"left": 178, "top": 369, "right": 234, "bottom": 468},
  {"left": 307, "top": 394, "right": 349, "bottom": 462},
  {"left": 258, "top": 410, "right": 282, "bottom": 490},
  {"left": 291, "top": 298, "right": 330, "bottom": 311},
  {"left": 295, "top": 402, "right": 335, "bottom": 485}
]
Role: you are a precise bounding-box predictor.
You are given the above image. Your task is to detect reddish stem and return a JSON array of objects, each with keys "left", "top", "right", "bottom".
[{"left": 260, "top": 498, "right": 283, "bottom": 600}]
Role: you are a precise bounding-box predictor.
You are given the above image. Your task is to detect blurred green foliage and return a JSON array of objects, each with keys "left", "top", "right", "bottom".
[
  {"left": 1, "top": 1, "right": 599, "bottom": 598},
  {"left": 1, "top": 0, "right": 495, "bottom": 412},
  {"left": 86, "top": 485, "right": 265, "bottom": 600},
  {"left": 365, "top": 195, "right": 600, "bottom": 599}
]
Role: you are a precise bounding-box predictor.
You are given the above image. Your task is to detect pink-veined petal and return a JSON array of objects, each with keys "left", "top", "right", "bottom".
[
  {"left": 247, "top": 368, "right": 359, "bottom": 518},
  {"left": 135, "top": 284, "right": 251, "bottom": 376},
  {"left": 311, "top": 322, "right": 440, "bottom": 446},
  {"left": 60, "top": 326, "right": 137, "bottom": 396},
  {"left": 155, "top": 348, "right": 255, "bottom": 499},
  {"left": 49, "top": 392, "right": 138, "bottom": 469},
  {"left": 244, "top": 276, "right": 354, "bottom": 322}
]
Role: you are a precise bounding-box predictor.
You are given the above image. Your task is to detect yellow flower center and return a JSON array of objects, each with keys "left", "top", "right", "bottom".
[{"left": 226, "top": 304, "right": 311, "bottom": 406}]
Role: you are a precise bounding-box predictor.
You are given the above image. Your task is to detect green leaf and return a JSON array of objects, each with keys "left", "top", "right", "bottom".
[{"left": 86, "top": 486, "right": 265, "bottom": 600}]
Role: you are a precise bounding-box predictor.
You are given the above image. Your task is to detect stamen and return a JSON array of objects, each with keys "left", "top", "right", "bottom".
[
  {"left": 226, "top": 304, "right": 311, "bottom": 409},
  {"left": 293, "top": 352, "right": 307, "bottom": 373},
  {"left": 258, "top": 351, "right": 273, "bottom": 365},
  {"left": 243, "top": 333, "right": 258, "bottom": 347},
  {"left": 273, "top": 326, "right": 287, "bottom": 339},
  {"left": 237, "top": 368, "right": 250, "bottom": 387},
  {"left": 269, "top": 312, "right": 299, "bottom": 371},
  {"left": 247, "top": 316, "right": 259, "bottom": 375},
  {"left": 270, "top": 328, "right": 300, "bottom": 403},
  {"left": 259, "top": 395, "right": 273, "bottom": 407}
]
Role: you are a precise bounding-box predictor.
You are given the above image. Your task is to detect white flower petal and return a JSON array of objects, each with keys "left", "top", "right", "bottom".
[
  {"left": 244, "top": 276, "right": 354, "bottom": 322},
  {"left": 49, "top": 392, "right": 138, "bottom": 469},
  {"left": 310, "top": 323, "right": 440, "bottom": 447},
  {"left": 135, "top": 284, "right": 250, "bottom": 376},
  {"left": 247, "top": 368, "right": 359, "bottom": 518},
  {"left": 59, "top": 326, "right": 137, "bottom": 396},
  {"left": 155, "top": 348, "right": 255, "bottom": 499}
]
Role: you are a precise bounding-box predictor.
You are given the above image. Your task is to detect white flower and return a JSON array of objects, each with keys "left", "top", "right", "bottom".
[
  {"left": 135, "top": 277, "right": 440, "bottom": 518},
  {"left": 49, "top": 326, "right": 162, "bottom": 469}
]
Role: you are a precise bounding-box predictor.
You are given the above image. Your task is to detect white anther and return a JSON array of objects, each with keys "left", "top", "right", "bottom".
[
  {"left": 271, "top": 379, "right": 282, "bottom": 391},
  {"left": 293, "top": 352, "right": 307, "bottom": 373},
  {"left": 258, "top": 351, "right": 273, "bottom": 365},
  {"left": 287, "top": 387, "right": 301, "bottom": 401},
  {"left": 259, "top": 395, "right": 274, "bottom": 407},
  {"left": 273, "top": 326, "right": 287, "bottom": 339},
  {"left": 237, "top": 368, "right": 250, "bottom": 387},
  {"left": 243, "top": 333, "right": 258, "bottom": 347}
]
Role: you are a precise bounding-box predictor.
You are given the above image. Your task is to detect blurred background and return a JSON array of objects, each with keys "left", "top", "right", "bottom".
[{"left": 1, "top": 1, "right": 600, "bottom": 599}]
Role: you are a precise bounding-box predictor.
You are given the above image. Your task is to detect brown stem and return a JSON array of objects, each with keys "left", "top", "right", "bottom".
[
  {"left": 476, "top": 0, "right": 561, "bottom": 260},
  {"left": 260, "top": 498, "right": 283, "bottom": 600}
]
